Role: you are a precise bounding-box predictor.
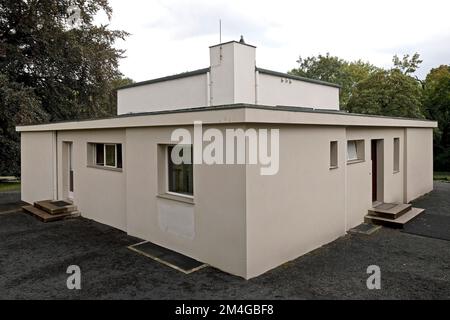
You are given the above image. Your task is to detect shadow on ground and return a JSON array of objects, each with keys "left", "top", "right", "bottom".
[
  {"left": 1, "top": 182, "right": 449, "bottom": 299},
  {"left": 403, "top": 182, "right": 450, "bottom": 241}
]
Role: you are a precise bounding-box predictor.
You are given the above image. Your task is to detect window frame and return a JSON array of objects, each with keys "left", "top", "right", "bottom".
[
  {"left": 103, "top": 143, "right": 117, "bottom": 168},
  {"left": 165, "top": 145, "right": 194, "bottom": 199},
  {"left": 89, "top": 142, "right": 122, "bottom": 170},
  {"left": 330, "top": 140, "right": 338, "bottom": 169},
  {"left": 95, "top": 143, "right": 105, "bottom": 166},
  {"left": 393, "top": 137, "right": 400, "bottom": 173},
  {"left": 347, "top": 140, "right": 358, "bottom": 161},
  {"left": 346, "top": 140, "right": 365, "bottom": 164}
]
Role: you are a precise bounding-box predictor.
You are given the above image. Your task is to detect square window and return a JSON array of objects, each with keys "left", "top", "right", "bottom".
[
  {"left": 347, "top": 140, "right": 365, "bottom": 163},
  {"left": 167, "top": 145, "right": 193, "bottom": 196}
]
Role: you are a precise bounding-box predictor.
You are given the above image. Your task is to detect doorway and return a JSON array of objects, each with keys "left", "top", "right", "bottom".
[{"left": 371, "top": 139, "right": 384, "bottom": 203}]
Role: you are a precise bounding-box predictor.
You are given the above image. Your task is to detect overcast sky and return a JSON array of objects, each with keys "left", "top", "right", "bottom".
[{"left": 96, "top": 0, "right": 450, "bottom": 82}]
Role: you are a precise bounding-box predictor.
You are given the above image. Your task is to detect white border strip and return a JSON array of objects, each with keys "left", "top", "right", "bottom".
[{"left": 127, "top": 241, "right": 208, "bottom": 275}]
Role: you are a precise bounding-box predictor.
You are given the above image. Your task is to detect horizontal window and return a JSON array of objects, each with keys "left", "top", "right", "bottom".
[{"left": 88, "top": 143, "right": 122, "bottom": 169}]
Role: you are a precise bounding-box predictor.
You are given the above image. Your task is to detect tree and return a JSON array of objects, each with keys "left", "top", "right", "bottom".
[
  {"left": 392, "top": 53, "right": 423, "bottom": 75},
  {"left": 0, "top": 74, "right": 49, "bottom": 176},
  {"left": 422, "top": 65, "right": 450, "bottom": 171},
  {"left": 289, "top": 53, "right": 379, "bottom": 108},
  {"left": 108, "top": 77, "right": 134, "bottom": 114},
  {"left": 0, "top": 0, "right": 129, "bottom": 176},
  {"left": 340, "top": 60, "right": 380, "bottom": 107},
  {"left": 291, "top": 53, "right": 346, "bottom": 83},
  {"left": 289, "top": 52, "right": 448, "bottom": 170},
  {"left": 346, "top": 69, "right": 424, "bottom": 118}
]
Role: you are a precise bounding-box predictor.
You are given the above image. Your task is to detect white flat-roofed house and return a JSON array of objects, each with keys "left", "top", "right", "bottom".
[{"left": 17, "top": 39, "right": 436, "bottom": 279}]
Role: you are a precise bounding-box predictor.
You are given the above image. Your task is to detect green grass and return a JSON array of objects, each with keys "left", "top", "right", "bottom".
[
  {"left": 0, "top": 182, "right": 21, "bottom": 192},
  {"left": 434, "top": 172, "right": 450, "bottom": 181}
]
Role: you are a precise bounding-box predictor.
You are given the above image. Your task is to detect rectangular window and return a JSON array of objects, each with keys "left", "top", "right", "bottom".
[
  {"left": 89, "top": 143, "right": 122, "bottom": 169},
  {"left": 347, "top": 140, "right": 365, "bottom": 163},
  {"left": 330, "top": 141, "right": 338, "bottom": 169},
  {"left": 393, "top": 137, "right": 400, "bottom": 173},
  {"left": 117, "top": 144, "right": 123, "bottom": 169},
  {"left": 347, "top": 141, "right": 358, "bottom": 161},
  {"left": 167, "top": 145, "right": 193, "bottom": 196}
]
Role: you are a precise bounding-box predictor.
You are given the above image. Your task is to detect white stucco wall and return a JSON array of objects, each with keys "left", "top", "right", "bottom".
[
  {"left": 246, "top": 125, "right": 347, "bottom": 278},
  {"left": 233, "top": 44, "right": 256, "bottom": 104},
  {"left": 345, "top": 128, "right": 406, "bottom": 229},
  {"left": 125, "top": 125, "right": 247, "bottom": 277},
  {"left": 56, "top": 130, "right": 127, "bottom": 231},
  {"left": 21, "top": 131, "right": 56, "bottom": 203},
  {"left": 20, "top": 125, "right": 247, "bottom": 277},
  {"left": 245, "top": 125, "right": 426, "bottom": 278},
  {"left": 117, "top": 73, "right": 208, "bottom": 115},
  {"left": 405, "top": 128, "right": 434, "bottom": 202},
  {"left": 257, "top": 73, "right": 340, "bottom": 109},
  {"left": 209, "top": 44, "right": 235, "bottom": 106},
  {"left": 209, "top": 41, "right": 257, "bottom": 105}
]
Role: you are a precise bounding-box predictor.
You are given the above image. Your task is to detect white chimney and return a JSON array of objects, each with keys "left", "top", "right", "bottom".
[{"left": 209, "top": 38, "right": 256, "bottom": 106}]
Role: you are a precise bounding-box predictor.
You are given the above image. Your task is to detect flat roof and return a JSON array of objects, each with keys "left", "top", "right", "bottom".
[
  {"left": 116, "top": 66, "right": 340, "bottom": 91},
  {"left": 117, "top": 68, "right": 210, "bottom": 90},
  {"left": 16, "top": 104, "right": 437, "bottom": 132},
  {"left": 256, "top": 68, "right": 341, "bottom": 88},
  {"left": 209, "top": 40, "right": 257, "bottom": 49}
]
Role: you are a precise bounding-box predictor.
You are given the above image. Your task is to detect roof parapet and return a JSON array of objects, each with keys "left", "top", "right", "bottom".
[
  {"left": 117, "top": 67, "right": 210, "bottom": 90},
  {"left": 256, "top": 67, "right": 341, "bottom": 89}
]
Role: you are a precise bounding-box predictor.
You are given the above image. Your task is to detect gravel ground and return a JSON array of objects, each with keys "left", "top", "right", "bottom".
[
  {"left": 0, "top": 191, "right": 21, "bottom": 205},
  {"left": 1, "top": 183, "right": 449, "bottom": 299},
  {"left": 402, "top": 182, "right": 450, "bottom": 241},
  {"left": 411, "top": 181, "right": 450, "bottom": 217}
]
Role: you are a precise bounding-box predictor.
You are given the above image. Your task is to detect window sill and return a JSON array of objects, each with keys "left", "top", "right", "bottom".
[
  {"left": 347, "top": 159, "right": 365, "bottom": 165},
  {"left": 329, "top": 165, "right": 339, "bottom": 170},
  {"left": 87, "top": 164, "right": 123, "bottom": 172},
  {"left": 157, "top": 193, "right": 194, "bottom": 204},
  {"left": 393, "top": 170, "right": 400, "bottom": 174}
]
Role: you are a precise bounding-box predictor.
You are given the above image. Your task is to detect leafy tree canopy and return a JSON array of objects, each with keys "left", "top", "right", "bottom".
[
  {"left": 289, "top": 51, "right": 449, "bottom": 170},
  {"left": 392, "top": 53, "right": 423, "bottom": 75},
  {"left": 346, "top": 68, "right": 423, "bottom": 118},
  {"left": 0, "top": 0, "right": 129, "bottom": 176},
  {"left": 289, "top": 53, "right": 379, "bottom": 108},
  {"left": 422, "top": 65, "right": 450, "bottom": 171}
]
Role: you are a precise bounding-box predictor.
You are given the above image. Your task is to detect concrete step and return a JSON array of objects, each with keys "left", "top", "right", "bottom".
[
  {"left": 34, "top": 200, "right": 77, "bottom": 215},
  {"left": 65, "top": 211, "right": 81, "bottom": 219},
  {"left": 22, "top": 205, "right": 79, "bottom": 222},
  {"left": 368, "top": 203, "right": 412, "bottom": 219},
  {"left": 365, "top": 207, "right": 425, "bottom": 228}
]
